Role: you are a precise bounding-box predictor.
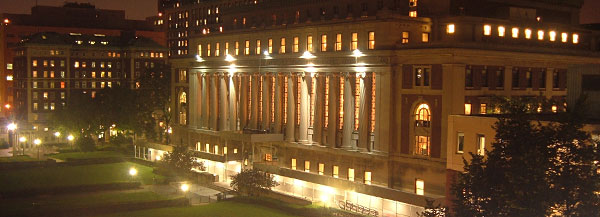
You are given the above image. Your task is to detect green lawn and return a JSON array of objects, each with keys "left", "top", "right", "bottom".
[
  {"left": 0, "top": 155, "right": 40, "bottom": 162},
  {"left": 0, "top": 162, "right": 163, "bottom": 192},
  {"left": 0, "top": 191, "right": 171, "bottom": 216},
  {"left": 47, "top": 151, "right": 124, "bottom": 160},
  {"left": 98, "top": 201, "right": 300, "bottom": 217}
]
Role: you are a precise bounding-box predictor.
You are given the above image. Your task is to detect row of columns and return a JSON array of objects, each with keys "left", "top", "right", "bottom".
[{"left": 188, "top": 71, "right": 376, "bottom": 152}]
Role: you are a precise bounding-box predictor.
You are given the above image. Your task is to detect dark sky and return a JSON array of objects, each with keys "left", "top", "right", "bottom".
[{"left": 0, "top": 0, "right": 599, "bottom": 23}]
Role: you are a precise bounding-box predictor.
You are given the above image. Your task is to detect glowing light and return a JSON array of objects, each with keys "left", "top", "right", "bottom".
[
  {"left": 293, "top": 179, "right": 304, "bottom": 187},
  {"left": 511, "top": 27, "right": 519, "bottom": 38},
  {"left": 446, "top": 24, "right": 455, "bottom": 34},
  {"left": 4, "top": 104, "right": 10, "bottom": 109},
  {"left": 167, "top": 127, "right": 172, "bottom": 134},
  {"left": 158, "top": 12, "right": 163, "bottom": 17},
  {"left": 180, "top": 183, "right": 190, "bottom": 192},
  {"left": 498, "top": 26, "right": 505, "bottom": 37},
  {"left": 319, "top": 185, "right": 336, "bottom": 195},
  {"left": 34, "top": 139, "right": 41, "bottom": 146},
  {"left": 54, "top": 132, "right": 61, "bottom": 137},
  {"left": 305, "top": 63, "right": 317, "bottom": 74},
  {"left": 195, "top": 55, "right": 204, "bottom": 62},
  {"left": 537, "top": 30, "right": 544, "bottom": 40},
  {"left": 3, "top": 19, "right": 9, "bottom": 24},
  {"left": 483, "top": 25, "right": 491, "bottom": 36},
  {"left": 67, "top": 135, "right": 74, "bottom": 141},
  {"left": 351, "top": 49, "right": 364, "bottom": 58},
  {"left": 561, "top": 33, "right": 568, "bottom": 43},
  {"left": 225, "top": 54, "right": 236, "bottom": 62},
  {"left": 6, "top": 75, "right": 13, "bottom": 81},
  {"left": 320, "top": 194, "right": 329, "bottom": 202},
  {"left": 549, "top": 31, "right": 556, "bottom": 42},
  {"left": 355, "top": 63, "right": 367, "bottom": 74},
  {"left": 300, "top": 51, "right": 316, "bottom": 59},
  {"left": 19, "top": 137, "right": 26, "bottom": 143},
  {"left": 525, "top": 29, "right": 532, "bottom": 39},
  {"left": 228, "top": 64, "right": 238, "bottom": 75},
  {"left": 263, "top": 50, "right": 272, "bottom": 59},
  {"left": 573, "top": 33, "right": 579, "bottom": 44},
  {"left": 129, "top": 167, "right": 137, "bottom": 176},
  {"left": 6, "top": 123, "right": 16, "bottom": 131}
]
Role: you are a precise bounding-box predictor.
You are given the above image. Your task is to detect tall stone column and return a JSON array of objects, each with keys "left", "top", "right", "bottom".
[
  {"left": 313, "top": 75, "right": 324, "bottom": 145},
  {"left": 188, "top": 74, "right": 197, "bottom": 128},
  {"left": 240, "top": 75, "right": 248, "bottom": 129},
  {"left": 274, "top": 74, "right": 283, "bottom": 133},
  {"left": 285, "top": 74, "right": 296, "bottom": 142},
  {"left": 219, "top": 74, "right": 229, "bottom": 131},
  {"left": 342, "top": 73, "right": 356, "bottom": 150},
  {"left": 358, "top": 74, "right": 373, "bottom": 152},
  {"left": 228, "top": 74, "right": 238, "bottom": 131},
  {"left": 210, "top": 75, "right": 218, "bottom": 130},
  {"left": 262, "top": 74, "right": 271, "bottom": 131},
  {"left": 201, "top": 75, "right": 208, "bottom": 129},
  {"left": 327, "top": 74, "right": 339, "bottom": 148},
  {"left": 250, "top": 74, "right": 259, "bottom": 129},
  {"left": 298, "top": 73, "right": 309, "bottom": 142}
]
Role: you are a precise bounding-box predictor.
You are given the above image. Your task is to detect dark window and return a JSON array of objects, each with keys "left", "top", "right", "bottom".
[
  {"left": 512, "top": 68, "right": 520, "bottom": 89},
  {"left": 540, "top": 70, "right": 546, "bottom": 89},
  {"left": 481, "top": 69, "right": 488, "bottom": 87},
  {"left": 424, "top": 68, "right": 430, "bottom": 86},
  {"left": 465, "top": 68, "right": 473, "bottom": 88},
  {"left": 362, "top": 3, "right": 368, "bottom": 12},
  {"left": 553, "top": 71, "right": 559, "bottom": 89},
  {"left": 526, "top": 71, "right": 532, "bottom": 88},
  {"left": 414, "top": 68, "right": 430, "bottom": 87},
  {"left": 415, "top": 68, "right": 422, "bottom": 86}
]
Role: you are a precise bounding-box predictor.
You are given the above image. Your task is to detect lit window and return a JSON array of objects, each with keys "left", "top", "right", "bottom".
[
  {"left": 321, "top": 34, "right": 327, "bottom": 52},
  {"left": 368, "top": 32, "right": 375, "bottom": 49},
  {"left": 498, "top": 26, "right": 505, "bottom": 37},
  {"left": 512, "top": 27, "right": 519, "bottom": 38},
  {"left": 480, "top": 103, "right": 487, "bottom": 114},
  {"left": 307, "top": 35, "right": 313, "bottom": 52},
  {"left": 318, "top": 163, "right": 324, "bottom": 175},
  {"left": 416, "top": 136, "right": 430, "bottom": 156},
  {"left": 43, "top": 92, "right": 48, "bottom": 99},
  {"left": 280, "top": 38, "right": 286, "bottom": 54},
  {"left": 364, "top": 172, "right": 372, "bottom": 185},
  {"left": 552, "top": 105, "right": 558, "bottom": 113},
  {"left": 538, "top": 30, "right": 544, "bottom": 40},
  {"left": 457, "top": 132, "right": 464, "bottom": 153},
  {"left": 416, "top": 179, "right": 424, "bottom": 195},
  {"left": 354, "top": 77, "right": 360, "bottom": 130},
  {"left": 215, "top": 43, "right": 220, "bottom": 56},
  {"left": 215, "top": 145, "right": 219, "bottom": 154},
  {"left": 324, "top": 76, "right": 329, "bottom": 128},
  {"left": 348, "top": 168, "right": 355, "bottom": 181},
  {"left": 224, "top": 147, "right": 228, "bottom": 155},
  {"left": 291, "top": 158, "right": 297, "bottom": 170},
  {"left": 33, "top": 71, "right": 37, "bottom": 78},
  {"left": 256, "top": 40, "right": 261, "bottom": 54},
  {"left": 268, "top": 38, "right": 273, "bottom": 53},
  {"left": 483, "top": 25, "right": 491, "bottom": 36},
  {"left": 207, "top": 44, "right": 211, "bottom": 56},
  {"left": 293, "top": 37, "right": 299, "bottom": 53},
  {"left": 351, "top": 33, "right": 358, "bottom": 50},
  {"left": 205, "top": 143, "right": 209, "bottom": 152},
  {"left": 335, "top": 33, "right": 342, "bottom": 51},
  {"left": 447, "top": 24, "right": 455, "bottom": 34},
  {"left": 549, "top": 31, "right": 556, "bottom": 42},
  {"left": 235, "top": 41, "right": 240, "bottom": 55},
  {"left": 245, "top": 40, "right": 250, "bottom": 55},
  {"left": 573, "top": 33, "right": 579, "bottom": 44},
  {"left": 415, "top": 103, "right": 430, "bottom": 127},
  {"left": 561, "top": 33, "right": 568, "bottom": 43},
  {"left": 410, "top": 0, "right": 418, "bottom": 6},
  {"left": 265, "top": 153, "right": 272, "bottom": 161},
  {"left": 465, "top": 103, "right": 472, "bottom": 115},
  {"left": 225, "top": 42, "right": 230, "bottom": 55},
  {"left": 409, "top": 10, "right": 417, "bottom": 17},
  {"left": 33, "top": 103, "right": 38, "bottom": 111},
  {"left": 477, "top": 134, "right": 485, "bottom": 156},
  {"left": 525, "top": 29, "right": 532, "bottom": 39},
  {"left": 304, "top": 161, "right": 310, "bottom": 172},
  {"left": 233, "top": 148, "right": 238, "bottom": 154},
  {"left": 339, "top": 77, "right": 344, "bottom": 130},
  {"left": 402, "top": 32, "right": 409, "bottom": 44},
  {"left": 422, "top": 33, "right": 429, "bottom": 42},
  {"left": 333, "top": 165, "right": 339, "bottom": 178}
]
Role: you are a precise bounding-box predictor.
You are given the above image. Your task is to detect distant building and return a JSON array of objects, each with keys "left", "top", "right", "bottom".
[
  {"left": 568, "top": 64, "right": 600, "bottom": 118},
  {"left": 0, "top": 3, "right": 166, "bottom": 119},
  {"left": 12, "top": 32, "right": 167, "bottom": 136}
]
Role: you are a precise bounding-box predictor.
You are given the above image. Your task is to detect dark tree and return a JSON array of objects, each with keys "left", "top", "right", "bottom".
[
  {"left": 161, "top": 144, "right": 204, "bottom": 173},
  {"left": 76, "top": 136, "right": 96, "bottom": 152},
  {"left": 136, "top": 69, "right": 171, "bottom": 144},
  {"left": 417, "top": 199, "right": 447, "bottom": 217},
  {"left": 452, "top": 97, "right": 600, "bottom": 217},
  {"left": 230, "top": 169, "right": 278, "bottom": 196}
]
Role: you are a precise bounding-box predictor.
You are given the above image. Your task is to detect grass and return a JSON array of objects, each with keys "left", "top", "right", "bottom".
[
  {"left": 47, "top": 151, "right": 124, "bottom": 160},
  {"left": 98, "top": 201, "right": 300, "bottom": 217},
  {"left": 0, "top": 191, "right": 171, "bottom": 216},
  {"left": 0, "top": 155, "right": 40, "bottom": 162},
  {"left": 0, "top": 162, "right": 163, "bottom": 192}
]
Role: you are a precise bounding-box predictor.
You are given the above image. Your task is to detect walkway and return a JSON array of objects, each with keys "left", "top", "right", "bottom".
[{"left": 145, "top": 182, "right": 231, "bottom": 206}]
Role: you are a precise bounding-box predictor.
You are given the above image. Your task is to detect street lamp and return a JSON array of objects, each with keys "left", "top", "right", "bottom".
[
  {"left": 180, "top": 183, "right": 190, "bottom": 197},
  {"left": 6, "top": 123, "right": 16, "bottom": 131},
  {"left": 34, "top": 139, "right": 41, "bottom": 159},
  {"left": 67, "top": 134, "right": 74, "bottom": 149},
  {"left": 129, "top": 167, "right": 137, "bottom": 182},
  {"left": 6, "top": 123, "right": 16, "bottom": 156}
]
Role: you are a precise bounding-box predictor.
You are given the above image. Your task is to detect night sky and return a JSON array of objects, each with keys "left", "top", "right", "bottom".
[{"left": 0, "top": 0, "right": 599, "bottom": 23}]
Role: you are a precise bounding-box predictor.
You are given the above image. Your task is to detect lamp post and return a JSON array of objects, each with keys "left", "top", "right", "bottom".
[
  {"left": 129, "top": 167, "right": 137, "bottom": 182},
  {"left": 54, "top": 132, "right": 61, "bottom": 143},
  {"left": 67, "top": 134, "right": 74, "bottom": 149},
  {"left": 33, "top": 138, "right": 41, "bottom": 159},
  {"left": 6, "top": 123, "right": 16, "bottom": 156}
]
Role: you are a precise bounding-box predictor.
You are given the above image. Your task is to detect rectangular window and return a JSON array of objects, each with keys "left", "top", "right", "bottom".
[
  {"left": 512, "top": 27, "right": 519, "bottom": 38},
  {"left": 205, "top": 143, "right": 210, "bottom": 152},
  {"left": 318, "top": 163, "right": 324, "bottom": 175},
  {"left": 235, "top": 41, "right": 240, "bottom": 55},
  {"left": 32, "top": 60, "right": 38, "bottom": 67},
  {"left": 268, "top": 38, "right": 273, "bottom": 53},
  {"left": 498, "top": 26, "right": 505, "bottom": 37},
  {"left": 465, "top": 103, "right": 472, "bottom": 115},
  {"left": 256, "top": 40, "right": 261, "bottom": 54},
  {"left": 307, "top": 36, "right": 313, "bottom": 52},
  {"left": 354, "top": 77, "right": 360, "bottom": 131},
  {"left": 496, "top": 69, "right": 504, "bottom": 89},
  {"left": 265, "top": 153, "right": 272, "bottom": 161},
  {"left": 402, "top": 32, "right": 409, "bottom": 44},
  {"left": 422, "top": 33, "right": 429, "bottom": 42},
  {"left": 339, "top": 77, "right": 344, "bottom": 130},
  {"left": 409, "top": 10, "right": 417, "bottom": 17},
  {"left": 526, "top": 71, "right": 532, "bottom": 88},
  {"left": 207, "top": 44, "right": 211, "bottom": 56},
  {"left": 215, "top": 145, "right": 219, "bottom": 155},
  {"left": 333, "top": 165, "right": 339, "bottom": 178},
  {"left": 512, "top": 68, "right": 520, "bottom": 89},
  {"left": 480, "top": 103, "right": 487, "bottom": 114},
  {"left": 447, "top": 24, "right": 455, "bottom": 34},
  {"left": 304, "top": 161, "right": 310, "bottom": 172},
  {"left": 477, "top": 135, "right": 485, "bottom": 156},
  {"left": 483, "top": 24, "right": 491, "bottom": 36},
  {"left": 416, "top": 136, "right": 430, "bottom": 156},
  {"left": 538, "top": 30, "right": 544, "bottom": 40},
  {"left": 225, "top": 42, "right": 230, "bottom": 55},
  {"left": 348, "top": 168, "right": 355, "bottom": 181},
  {"left": 414, "top": 68, "right": 430, "bottom": 87},
  {"left": 33, "top": 71, "right": 37, "bottom": 78},
  {"left": 368, "top": 32, "right": 375, "bottom": 49},
  {"left": 280, "top": 38, "right": 286, "bottom": 54},
  {"left": 291, "top": 158, "right": 297, "bottom": 170},
  {"left": 198, "top": 44, "right": 202, "bottom": 56},
  {"left": 371, "top": 74, "right": 376, "bottom": 133},
  {"left": 351, "top": 33, "right": 358, "bottom": 50},
  {"left": 283, "top": 76, "right": 288, "bottom": 124},
  {"left": 33, "top": 103, "right": 38, "bottom": 111},
  {"left": 335, "top": 33, "right": 342, "bottom": 51},
  {"left": 540, "top": 70, "right": 547, "bottom": 89},
  {"left": 553, "top": 71, "right": 559, "bottom": 89},
  {"left": 324, "top": 76, "right": 329, "bottom": 128},
  {"left": 457, "top": 132, "right": 464, "bottom": 153},
  {"left": 364, "top": 171, "right": 372, "bottom": 185},
  {"left": 245, "top": 40, "right": 250, "bottom": 55},
  {"left": 481, "top": 69, "right": 488, "bottom": 87},
  {"left": 465, "top": 67, "right": 473, "bottom": 88},
  {"left": 321, "top": 34, "right": 327, "bottom": 52},
  {"left": 293, "top": 37, "right": 299, "bottom": 53},
  {"left": 416, "top": 179, "right": 425, "bottom": 195},
  {"left": 215, "top": 43, "right": 220, "bottom": 56}
]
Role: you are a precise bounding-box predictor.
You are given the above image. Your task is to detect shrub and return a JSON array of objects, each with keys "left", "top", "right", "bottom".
[{"left": 76, "top": 136, "right": 96, "bottom": 152}]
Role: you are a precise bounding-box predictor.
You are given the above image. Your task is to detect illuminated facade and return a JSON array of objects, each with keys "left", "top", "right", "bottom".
[
  {"left": 162, "top": 0, "right": 600, "bottom": 216},
  {"left": 12, "top": 32, "right": 168, "bottom": 134}
]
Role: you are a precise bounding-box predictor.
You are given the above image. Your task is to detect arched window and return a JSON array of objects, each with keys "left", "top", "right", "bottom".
[
  {"left": 415, "top": 103, "right": 430, "bottom": 127},
  {"left": 179, "top": 92, "right": 187, "bottom": 104}
]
